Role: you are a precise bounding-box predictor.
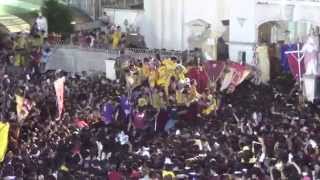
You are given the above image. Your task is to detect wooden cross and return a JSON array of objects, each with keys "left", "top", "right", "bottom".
[{"left": 285, "top": 43, "right": 304, "bottom": 88}]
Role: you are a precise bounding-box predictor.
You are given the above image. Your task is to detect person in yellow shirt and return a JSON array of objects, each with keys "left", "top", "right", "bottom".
[
  {"left": 158, "top": 62, "right": 178, "bottom": 95},
  {"left": 32, "top": 34, "right": 42, "bottom": 48},
  {"left": 148, "top": 67, "right": 158, "bottom": 88},
  {"left": 142, "top": 58, "right": 151, "bottom": 79},
  {"left": 202, "top": 95, "right": 219, "bottom": 116},
  {"left": 156, "top": 65, "right": 168, "bottom": 87},
  {"left": 112, "top": 26, "right": 122, "bottom": 49},
  {"left": 15, "top": 33, "right": 26, "bottom": 50},
  {"left": 151, "top": 87, "right": 166, "bottom": 111},
  {"left": 14, "top": 33, "right": 27, "bottom": 66},
  {"left": 135, "top": 61, "right": 145, "bottom": 86}
]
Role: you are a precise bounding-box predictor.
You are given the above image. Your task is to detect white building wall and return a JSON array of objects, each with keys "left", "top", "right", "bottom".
[
  {"left": 229, "top": 0, "right": 256, "bottom": 64},
  {"left": 103, "top": 8, "right": 144, "bottom": 29},
  {"left": 141, "top": 0, "right": 163, "bottom": 49},
  {"left": 142, "top": 0, "right": 221, "bottom": 50}
]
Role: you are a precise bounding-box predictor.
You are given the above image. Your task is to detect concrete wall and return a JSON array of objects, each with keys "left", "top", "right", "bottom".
[{"left": 46, "top": 47, "right": 118, "bottom": 73}]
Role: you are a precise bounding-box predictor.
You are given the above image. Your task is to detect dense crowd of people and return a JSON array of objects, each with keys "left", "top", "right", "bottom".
[
  {"left": 69, "top": 25, "right": 129, "bottom": 50},
  {"left": 1, "top": 28, "right": 320, "bottom": 180},
  {"left": 0, "top": 30, "right": 51, "bottom": 76}
]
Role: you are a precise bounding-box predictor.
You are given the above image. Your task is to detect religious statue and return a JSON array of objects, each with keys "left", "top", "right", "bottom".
[
  {"left": 187, "top": 19, "right": 225, "bottom": 60},
  {"left": 36, "top": 12, "right": 48, "bottom": 37},
  {"left": 187, "top": 19, "right": 210, "bottom": 50},
  {"left": 302, "top": 35, "right": 319, "bottom": 75},
  {"left": 203, "top": 26, "right": 224, "bottom": 61},
  {"left": 256, "top": 43, "right": 270, "bottom": 84}
]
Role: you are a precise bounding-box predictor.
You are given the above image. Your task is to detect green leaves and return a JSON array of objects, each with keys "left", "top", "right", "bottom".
[{"left": 42, "top": 0, "right": 73, "bottom": 35}]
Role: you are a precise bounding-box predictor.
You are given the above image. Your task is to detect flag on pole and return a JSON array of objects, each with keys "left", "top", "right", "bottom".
[
  {"left": 0, "top": 122, "right": 10, "bottom": 162},
  {"left": 15, "top": 95, "right": 33, "bottom": 121},
  {"left": 54, "top": 77, "right": 65, "bottom": 120}
]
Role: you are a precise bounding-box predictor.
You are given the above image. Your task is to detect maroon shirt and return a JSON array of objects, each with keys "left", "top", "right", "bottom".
[
  {"left": 133, "top": 111, "right": 146, "bottom": 129},
  {"left": 108, "top": 170, "right": 123, "bottom": 180}
]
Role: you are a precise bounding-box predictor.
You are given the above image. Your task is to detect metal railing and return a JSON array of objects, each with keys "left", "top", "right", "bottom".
[
  {"left": 101, "top": 0, "right": 143, "bottom": 9},
  {"left": 50, "top": 42, "right": 190, "bottom": 61},
  {"left": 52, "top": 44, "right": 185, "bottom": 58},
  {"left": 124, "top": 48, "right": 184, "bottom": 60},
  {"left": 74, "top": 21, "right": 103, "bottom": 31}
]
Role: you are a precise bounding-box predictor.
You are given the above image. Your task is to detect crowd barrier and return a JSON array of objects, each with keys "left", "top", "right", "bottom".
[{"left": 50, "top": 44, "right": 186, "bottom": 61}]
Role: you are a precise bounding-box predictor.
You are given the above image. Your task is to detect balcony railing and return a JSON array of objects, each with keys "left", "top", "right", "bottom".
[{"left": 101, "top": 0, "right": 143, "bottom": 9}]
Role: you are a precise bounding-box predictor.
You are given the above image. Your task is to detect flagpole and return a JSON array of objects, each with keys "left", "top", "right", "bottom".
[{"left": 297, "top": 43, "right": 302, "bottom": 89}]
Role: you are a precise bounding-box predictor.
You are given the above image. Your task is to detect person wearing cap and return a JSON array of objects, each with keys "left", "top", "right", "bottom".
[{"left": 13, "top": 33, "right": 27, "bottom": 67}]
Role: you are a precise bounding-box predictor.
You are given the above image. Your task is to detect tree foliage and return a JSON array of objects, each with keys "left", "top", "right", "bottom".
[{"left": 42, "top": 0, "right": 73, "bottom": 34}]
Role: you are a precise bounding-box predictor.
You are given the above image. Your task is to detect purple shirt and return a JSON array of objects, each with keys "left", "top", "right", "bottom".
[
  {"left": 120, "top": 96, "right": 131, "bottom": 115},
  {"left": 101, "top": 102, "right": 114, "bottom": 124}
]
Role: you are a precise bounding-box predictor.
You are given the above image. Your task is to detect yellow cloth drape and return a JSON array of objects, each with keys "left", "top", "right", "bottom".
[{"left": 0, "top": 122, "right": 10, "bottom": 162}]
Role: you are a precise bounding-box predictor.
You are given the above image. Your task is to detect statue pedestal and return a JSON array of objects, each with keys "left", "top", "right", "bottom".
[{"left": 229, "top": 42, "right": 255, "bottom": 65}]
